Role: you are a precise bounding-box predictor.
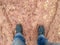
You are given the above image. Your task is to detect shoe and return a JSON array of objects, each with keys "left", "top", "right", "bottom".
[
  {"left": 16, "top": 24, "right": 23, "bottom": 33},
  {"left": 38, "top": 25, "right": 45, "bottom": 35}
]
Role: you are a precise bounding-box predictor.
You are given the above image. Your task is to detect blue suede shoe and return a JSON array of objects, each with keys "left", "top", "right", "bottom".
[
  {"left": 38, "top": 26, "right": 47, "bottom": 45},
  {"left": 38, "top": 25, "right": 45, "bottom": 35},
  {"left": 16, "top": 24, "right": 23, "bottom": 33}
]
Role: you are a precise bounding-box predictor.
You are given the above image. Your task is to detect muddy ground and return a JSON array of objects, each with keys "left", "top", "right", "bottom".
[{"left": 0, "top": 0, "right": 60, "bottom": 45}]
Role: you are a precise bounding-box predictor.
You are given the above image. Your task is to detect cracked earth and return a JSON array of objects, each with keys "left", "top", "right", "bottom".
[{"left": 0, "top": 0, "right": 60, "bottom": 45}]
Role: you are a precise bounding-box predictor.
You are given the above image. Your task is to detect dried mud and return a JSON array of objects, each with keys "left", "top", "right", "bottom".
[{"left": 0, "top": 0, "right": 60, "bottom": 45}]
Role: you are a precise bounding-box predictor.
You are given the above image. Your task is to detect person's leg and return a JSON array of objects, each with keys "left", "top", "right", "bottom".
[
  {"left": 12, "top": 24, "right": 26, "bottom": 45},
  {"left": 37, "top": 26, "right": 48, "bottom": 45},
  {"left": 37, "top": 34, "right": 48, "bottom": 45}
]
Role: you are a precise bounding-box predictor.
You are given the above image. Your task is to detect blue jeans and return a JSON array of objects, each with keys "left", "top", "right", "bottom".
[
  {"left": 12, "top": 33, "right": 26, "bottom": 45},
  {"left": 12, "top": 33, "right": 48, "bottom": 45},
  {"left": 37, "top": 35, "right": 48, "bottom": 45}
]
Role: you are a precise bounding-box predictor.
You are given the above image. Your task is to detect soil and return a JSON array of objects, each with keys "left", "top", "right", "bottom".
[{"left": 0, "top": 0, "right": 60, "bottom": 45}]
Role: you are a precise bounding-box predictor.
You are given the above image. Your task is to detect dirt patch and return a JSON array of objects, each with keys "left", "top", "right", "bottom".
[{"left": 0, "top": 0, "right": 60, "bottom": 45}]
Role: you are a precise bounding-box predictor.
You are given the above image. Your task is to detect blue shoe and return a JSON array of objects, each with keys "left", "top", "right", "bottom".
[
  {"left": 38, "top": 25, "right": 45, "bottom": 35},
  {"left": 16, "top": 24, "right": 23, "bottom": 33}
]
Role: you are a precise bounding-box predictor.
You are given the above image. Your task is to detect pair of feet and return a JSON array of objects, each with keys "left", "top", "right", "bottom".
[{"left": 16, "top": 24, "right": 45, "bottom": 36}]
